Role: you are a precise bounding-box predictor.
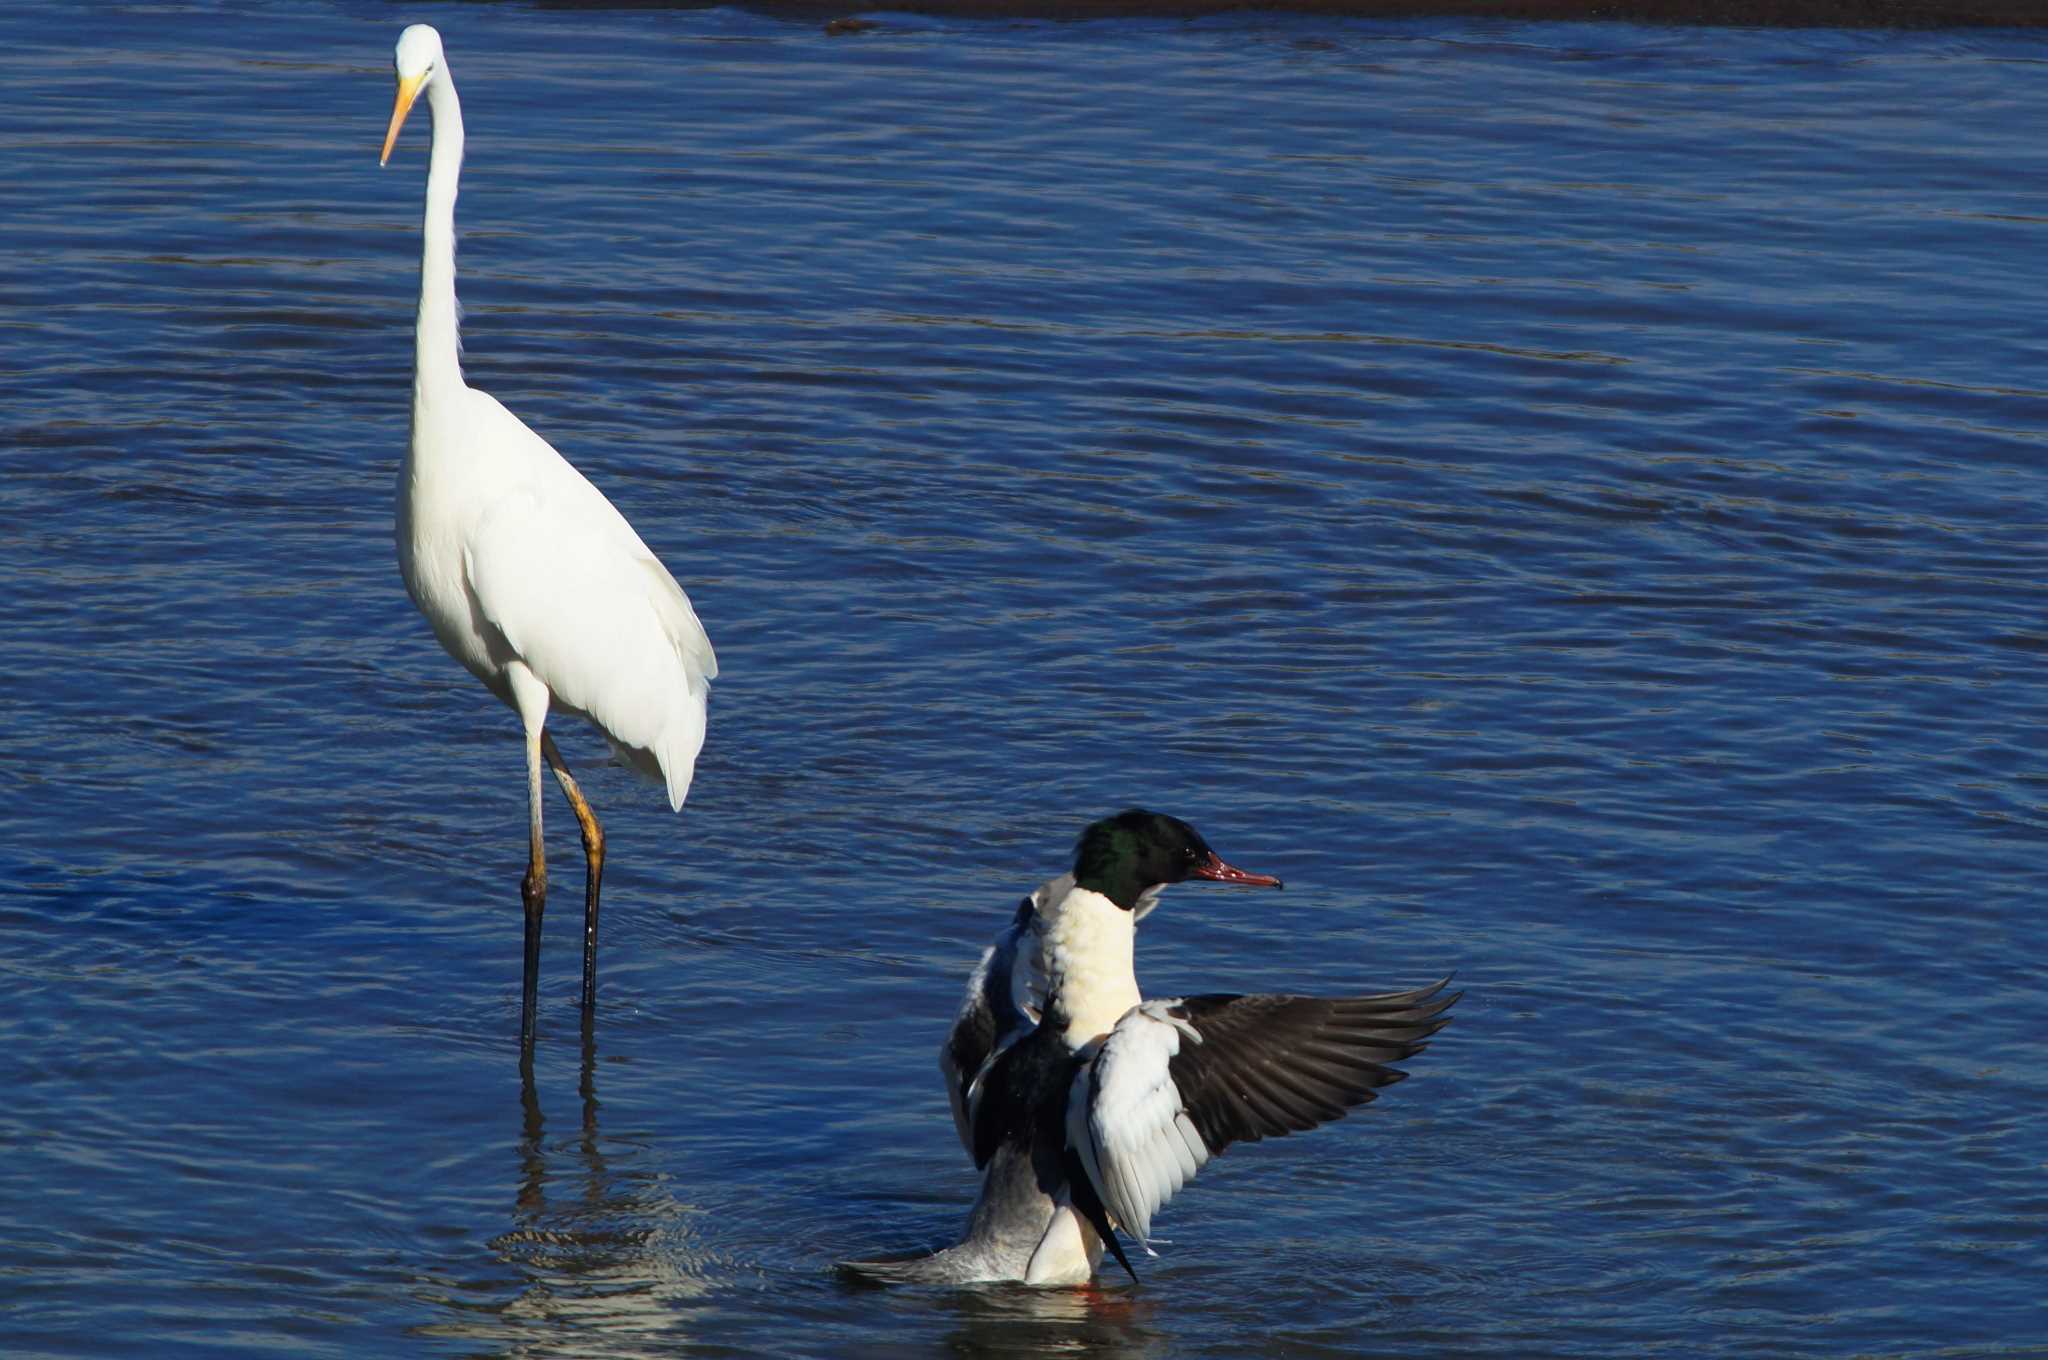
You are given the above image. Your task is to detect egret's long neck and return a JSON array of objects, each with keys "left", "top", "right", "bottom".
[
  {"left": 1040, "top": 886, "right": 1141, "bottom": 1048},
  {"left": 414, "top": 71, "right": 466, "bottom": 410}
]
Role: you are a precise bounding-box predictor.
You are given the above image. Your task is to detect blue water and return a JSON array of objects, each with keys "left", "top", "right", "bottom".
[{"left": 4, "top": 3, "right": 2046, "bottom": 1355}]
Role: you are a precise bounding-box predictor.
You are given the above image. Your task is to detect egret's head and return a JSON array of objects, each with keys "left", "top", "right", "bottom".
[{"left": 381, "top": 24, "right": 448, "bottom": 166}]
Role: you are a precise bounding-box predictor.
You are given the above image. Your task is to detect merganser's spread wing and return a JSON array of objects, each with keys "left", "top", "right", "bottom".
[
  {"left": 1069, "top": 980, "right": 1457, "bottom": 1248},
  {"left": 940, "top": 895, "right": 1034, "bottom": 1152}
]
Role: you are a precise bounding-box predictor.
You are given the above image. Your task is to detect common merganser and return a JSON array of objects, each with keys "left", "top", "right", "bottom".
[{"left": 846, "top": 809, "right": 1456, "bottom": 1286}]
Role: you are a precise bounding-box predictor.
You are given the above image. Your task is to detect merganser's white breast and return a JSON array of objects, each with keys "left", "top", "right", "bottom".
[{"left": 1039, "top": 884, "right": 1142, "bottom": 1048}]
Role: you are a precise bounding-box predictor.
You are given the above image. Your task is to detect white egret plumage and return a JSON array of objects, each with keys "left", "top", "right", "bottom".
[{"left": 379, "top": 24, "right": 716, "bottom": 1049}]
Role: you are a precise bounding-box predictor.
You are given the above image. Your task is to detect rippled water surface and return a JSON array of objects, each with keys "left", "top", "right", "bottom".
[{"left": 4, "top": 3, "right": 2047, "bottom": 1356}]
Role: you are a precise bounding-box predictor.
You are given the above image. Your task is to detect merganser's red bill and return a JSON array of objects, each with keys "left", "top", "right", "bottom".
[{"left": 1190, "top": 853, "right": 1283, "bottom": 889}]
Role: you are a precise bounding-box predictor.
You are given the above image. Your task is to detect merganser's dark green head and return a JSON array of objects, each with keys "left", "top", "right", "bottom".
[{"left": 1071, "top": 808, "right": 1283, "bottom": 912}]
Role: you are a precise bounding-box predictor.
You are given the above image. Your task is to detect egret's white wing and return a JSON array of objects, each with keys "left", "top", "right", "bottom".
[
  {"left": 1070, "top": 982, "right": 1457, "bottom": 1249},
  {"left": 462, "top": 403, "right": 715, "bottom": 808}
]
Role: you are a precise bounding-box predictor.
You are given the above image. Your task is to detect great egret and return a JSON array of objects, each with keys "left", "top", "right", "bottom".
[{"left": 379, "top": 24, "right": 716, "bottom": 1049}]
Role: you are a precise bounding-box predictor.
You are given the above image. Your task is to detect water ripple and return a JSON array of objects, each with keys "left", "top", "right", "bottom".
[{"left": 2, "top": 6, "right": 2046, "bottom": 1359}]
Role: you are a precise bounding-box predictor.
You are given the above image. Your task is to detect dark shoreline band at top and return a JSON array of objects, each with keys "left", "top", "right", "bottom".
[{"left": 553, "top": 0, "right": 2048, "bottom": 31}]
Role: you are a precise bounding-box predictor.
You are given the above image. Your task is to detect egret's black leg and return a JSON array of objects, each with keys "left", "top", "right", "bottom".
[
  {"left": 541, "top": 732, "right": 605, "bottom": 1013},
  {"left": 520, "top": 726, "right": 548, "bottom": 1053},
  {"left": 578, "top": 1004, "right": 601, "bottom": 1144}
]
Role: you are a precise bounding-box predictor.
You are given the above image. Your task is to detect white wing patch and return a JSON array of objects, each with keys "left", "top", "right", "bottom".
[
  {"left": 1069, "top": 999, "right": 1212, "bottom": 1250},
  {"left": 1131, "top": 882, "right": 1163, "bottom": 922}
]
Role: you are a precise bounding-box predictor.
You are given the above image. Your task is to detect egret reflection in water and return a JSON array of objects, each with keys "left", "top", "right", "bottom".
[{"left": 412, "top": 1022, "right": 717, "bottom": 1353}]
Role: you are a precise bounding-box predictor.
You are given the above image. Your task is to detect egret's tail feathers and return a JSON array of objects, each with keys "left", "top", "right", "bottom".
[
  {"left": 600, "top": 685, "right": 704, "bottom": 811},
  {"left": 655, "top": 683, "right": 709, "bottom": 812}
]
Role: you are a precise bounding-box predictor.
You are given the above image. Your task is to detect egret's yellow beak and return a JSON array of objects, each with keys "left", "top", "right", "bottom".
[{"left": 380, "top": 72, "right": 427, "bottom": 166}]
